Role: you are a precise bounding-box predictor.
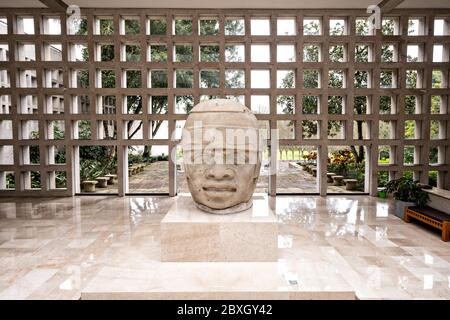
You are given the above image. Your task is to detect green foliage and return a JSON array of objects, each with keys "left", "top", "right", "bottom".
[
  {"left": 6, "top": 173, "right": 15, "bottom": 188},
  {"left": 175, "top": 19, "right": 192, "bottom": 35},
  {"left": 378, "top": 171, "right": 389, "bottom": 188},
  {"left": 199, "top": 20, "right": 219, "bottom": 35},
  {"left": 150, "top": 45, "right": 167, "bottom": 62},
  {"left": 224, "top": 19, "right": 244, "bottom": 35},
  {"left": 428, "top": 171, "right": 437, "bottom": 187},
  {"left": 149, "top": 19, "right": 167, "bottom": 35},
  {"left": 200, "top": 45, "right": 219, "bottom": 61},
  {"left": 385, "top": 177, "right": 429, "bottom": 207}
]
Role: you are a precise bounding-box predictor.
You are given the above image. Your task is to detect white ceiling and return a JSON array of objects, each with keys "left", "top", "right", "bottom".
[{"left": 1, "top": 0, "right": 449, "bottom": 8}]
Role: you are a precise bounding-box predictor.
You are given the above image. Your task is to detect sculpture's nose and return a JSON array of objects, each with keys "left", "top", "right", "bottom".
[{"left": 206, "top": 166, "right": 234, "bottom": 180}]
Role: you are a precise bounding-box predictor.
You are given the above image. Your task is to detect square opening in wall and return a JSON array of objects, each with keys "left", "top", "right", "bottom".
[
  {"left": 251, "top": 70, "right": 270, "bottom": 88},
  {"left": 125, "top": 96, "right": 143, "bottom": 114},
  {"left": 200, "top": 70, "right": 220, "bottom": 88},
  {"left": 42, "top": 16, "right": 61, "bottom": 35},
  {"left": 100, "top": 70, "right": 116, "bottom": 88},
  {"left": 125, "top": 70, "right": 142, "bottom": 88},
  {"left": 199, "top": 18, "right": 219, "bottom": 36},
  {"left": 149, "top": 44, "right": 167, "bottom": 62},
  {"left": 71, "top": 95, "right": 90, "bottom": 114},
  {"left": 251, "top": 44, "right": 270, "bottom": 62},
  {"left": 225, "top": 69, "right": 245, "bottom": 88},
  {"left": 303, "top": 70, "right": 320, "bottom": 88},
  {"left": 408, "top": 18, "right": 424, "bottom": 35},
  {"left": 354, "top": 96, "right": 369, "bottom": 114},
  {"left": 329, "top": 19, "right": 346, "bottom": 36},
  {"left": 0, "top": 43, "right": 9, "bottom": 61},
  {"left": 302, "top": 120, "right": 319, "bottom": 139},
  {"left": 200, "top": 44, "right": 219, "bottom": 62},
  {"left": 150, "top": 95, "right": 169, "bottom": 114},
  {"left": 149, "top": 17, "right": 167, "bottom": 35},
  {"left": 175, "top": 70, "right": 193, "bottom": 88},
  {"left": 124, "top": 44, "right": 141, "bottom": 62},
  {"left": 379, "top": 95, "right": 395, "bottom": 114},
  {"left": 328, "top": 69, "right": 345, "bottom": 88},
  {"left": 407, "top": 44, "right": 423, "bottom": 62},
  {"left": 329, "top": 44, "right": 346, "bottom": 62},
  {"left": 43, "top": 43, "right": 62, "bottom": 61},
  {"left": 96, "top": 17, "right": 114, "bottom": 35},
  {"left": 381, "top": 44, "right": 397, "bottom": 62},
  {"left": 71, "top": 69, "right": 89, "bottom": 88},
  {"left": 150, "top": 70, "right": 168, "bottom": 88},
  {"left": 328, "top": 120, "right": 345, "bottom": 139},
  {"left": 251, "top": 18, "right": 270, "bottom": 36},
  {"left": 303, "top": 18, "right": 321, "bottom": 35},
  {"left": 378, "top": 146, "right": 391, "bottom": 165},
  {"left": 277, "top": 95, "right": 295, "bottom": 114},
  {"left": 277, "top": 18, "right": 296, "bottom": 36},
  {"left": 16, "top": 16, "right": 34, "bottom": 34},
  {"left": 174, "top": 18, "right": 193, "bottom": 35},
  {"left": 175, "top": 96, "right": 194, "bottom": 114},
  {"left": 355, "top": 44, "right": 370, "bottom": 62},
  {"left": 251, "top": 95, "right": 270, "bottom": 114},
  {"left": 354, "top": 70, "right": 369, "bottom": 88},
  {"left": 278, "top": 121, "right": 295, "bottom": 139},
  {"left": 302, "top": 95, "right": 319, "bottom": 114},
  {"left": 17, "top": 43, "right": 35, "bottom": 61},
  {"left": 432, "top": 70, "right": 444, "bottom": 88},
  {"left": 277, "top": 44, "right": 295, "bottom": 62},
  {"left": 76, "top": 120, "right": 91, "bottom": 140},
  {"left": 403, "top": 146, "right": 415, "bottom": 165},
  {"left": 43, "top": 69, "right": 64, "bottom": 88},
  {"left": 277, "top": 70, "right": 295, "bottom": 88},
  {"left": 175, "top": 44, "right": 193, "bottom": 62},
  {"left": 303, "top": 44, "right": 320, "bottom": 62},
  {"left": 328, "top": 96, "right": 344, "bottom": 114},
  {"left": 122, "top": 17, "right": 140, "bottom": 35},
  {"left": 382, "top": 18, "right": 398, "bottom": 35},
  {"left": 0, "top": 145, "right": 13, "bottom": 165},
  {"left": 404, "top": 120, "right": 416, "bottom": 139},
  {"left": 355, "top": 18, "right": 370, "bottom": 35},
  {"left": 47, "top": 120, "right": 65, "bottom": 140},
  {"left": 225, "top": 18, "right": 245, "bottom": 36},
  {"left": 225, "top": 44, "right": 245, "bottom": 62},
  {"left": 69, "top": 43, "right": 88, "bottom": 62}
]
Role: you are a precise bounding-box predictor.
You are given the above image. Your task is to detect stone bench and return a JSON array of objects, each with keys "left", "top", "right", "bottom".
[
  {"left": 344, "top": 179, "right": 358, "bottom": 191},
  {"left": 327, "top": 172, "right": 336, "bottom": 183},
  {"left": 95, "top": 177, "right": 109, "bottom": 188},
  {"left": 81, "top": 180, "right": 98, "bottom": 192},
  {"left": 332, "top": 175, "right": 344, "bottom": 186},
  {"left": 105, "top": 174, "right": 118, "bottom": 185}
]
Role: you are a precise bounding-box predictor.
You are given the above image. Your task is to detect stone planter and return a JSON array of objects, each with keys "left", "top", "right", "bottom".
[
  {"left": 82, "top": 180, "right": 98, "bottom": 192},
  {"left": 394, "top": 200, "right": 415, "bottom": 219}
]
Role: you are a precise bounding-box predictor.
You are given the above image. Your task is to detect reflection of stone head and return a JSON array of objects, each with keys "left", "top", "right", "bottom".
[{"left": 181, "top": 99, "right": 262, "bottom": 214}]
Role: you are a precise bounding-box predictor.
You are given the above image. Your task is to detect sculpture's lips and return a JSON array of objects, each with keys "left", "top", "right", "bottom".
[{"left": 202, "top": 186, "right": 237, "bottom": 192}]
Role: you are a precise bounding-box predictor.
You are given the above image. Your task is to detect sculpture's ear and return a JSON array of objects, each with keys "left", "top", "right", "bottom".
[{"left": 252, "top": 161, "right": 261, "bottom": 178}]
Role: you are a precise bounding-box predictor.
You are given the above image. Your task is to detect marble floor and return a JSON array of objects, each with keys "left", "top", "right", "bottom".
[{"left": 0, "top": 195, "right": 449, "bottom": 299}]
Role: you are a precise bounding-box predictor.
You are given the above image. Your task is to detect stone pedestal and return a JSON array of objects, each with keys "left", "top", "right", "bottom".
[{"left": 161, "top": 195, "right": 278, "bottom": 262}]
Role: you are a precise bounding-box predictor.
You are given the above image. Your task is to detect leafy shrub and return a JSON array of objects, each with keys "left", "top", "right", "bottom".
[{"left": 385, "top": 177, "right": 429, "bottom": 207}]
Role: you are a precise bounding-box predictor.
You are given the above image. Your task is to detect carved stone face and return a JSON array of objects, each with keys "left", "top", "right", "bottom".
[{"left": 181, "top": 99, "right": 261, "bottom": 214}]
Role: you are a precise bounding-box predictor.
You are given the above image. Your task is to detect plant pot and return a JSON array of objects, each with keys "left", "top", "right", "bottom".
[
  {"left": 378, "top": 191, "right": 387, "bottom": 198},
  {"left": 394, "top": 200, "right": 415, "bottom": 219}
]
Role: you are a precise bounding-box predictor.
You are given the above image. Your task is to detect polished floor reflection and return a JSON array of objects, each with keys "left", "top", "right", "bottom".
[{"left": 0, "top": 195, "right": 449, "bottom": 299}]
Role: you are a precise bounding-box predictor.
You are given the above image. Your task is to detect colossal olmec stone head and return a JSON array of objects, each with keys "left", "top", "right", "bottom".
[{"left": 180, "top": 99, "right": 262, "bottom": 214}]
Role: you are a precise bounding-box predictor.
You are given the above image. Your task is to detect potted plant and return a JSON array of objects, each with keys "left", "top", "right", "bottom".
[{"left": 384, "top": 177, "right": 429, "bottom": 219}]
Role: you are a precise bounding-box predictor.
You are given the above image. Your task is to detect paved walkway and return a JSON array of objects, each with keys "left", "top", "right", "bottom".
[{"left": 82, "top": 160, "right": 364, "bottom": 194}]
